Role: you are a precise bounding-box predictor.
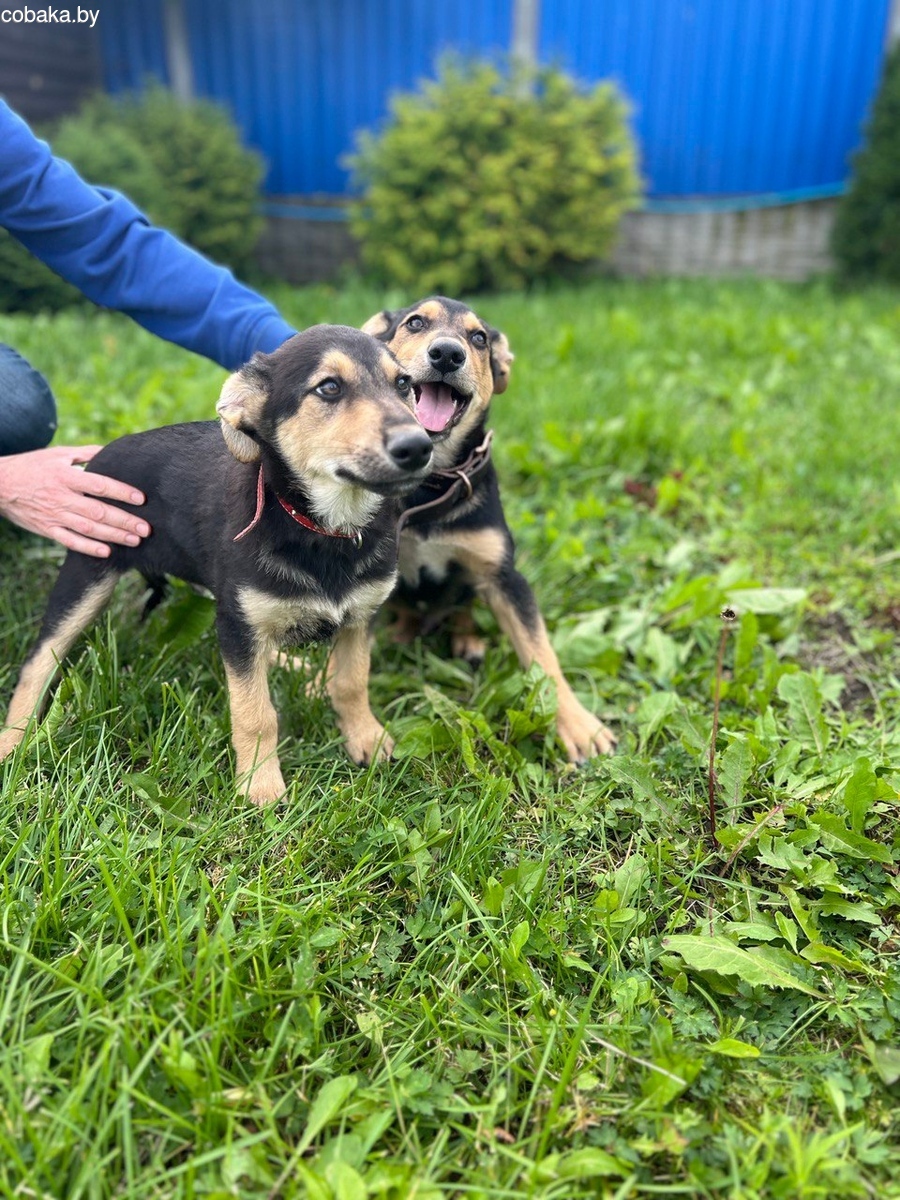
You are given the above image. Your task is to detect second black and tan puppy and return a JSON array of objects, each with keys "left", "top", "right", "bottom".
[
  {"left": 0, "top": 326, "right": 433, "bottom": 805},
  {"left": 363, "top": 297, "right": 615, "bottom": 763}
]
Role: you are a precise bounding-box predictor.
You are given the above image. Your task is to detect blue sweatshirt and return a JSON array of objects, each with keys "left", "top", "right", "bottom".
[{"left": 0, "top": 99, "right": 295, "bottom": 369}]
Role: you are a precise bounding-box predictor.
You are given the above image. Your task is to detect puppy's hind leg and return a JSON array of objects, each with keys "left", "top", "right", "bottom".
[{"left": 0, "top": 555, "right": 119, "bottom": 760}]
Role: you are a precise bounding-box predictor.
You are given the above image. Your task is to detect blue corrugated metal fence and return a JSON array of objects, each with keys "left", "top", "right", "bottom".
[{"left": 99, "top": 0, "right": 892, "bottom": 199}]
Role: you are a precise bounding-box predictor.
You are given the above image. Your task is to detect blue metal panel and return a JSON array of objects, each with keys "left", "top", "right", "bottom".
[
  {"left": 98, "top": 0, "right": 891, "bottom": 198},
  {"left": 98, "top": 0, "right": 168, "bottom": 94},
  {"left": 539, "top": 0, "right": 891, "bottom": 195},
  {"left": 179, "top": 0, "right": 513, "bottom": 194}
]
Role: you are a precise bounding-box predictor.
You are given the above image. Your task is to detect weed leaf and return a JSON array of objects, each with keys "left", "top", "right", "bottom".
[
  {"left": 154, "top": 588, "right": 215, "bottom": 651},
  {"left": 800, "top": 942, "right": 868, "bottom": 972},
  {"left": 726, "top": 587, "right": 806, "bottom": 614},
  {"left": 809, "top": 812, "right": 893, "bottom": 864},
  {"left": 606, "top": 755, "right": 671, "bottom": 816},
  {"left": 719, "top": 737, "right": 754, "bottom": 809},
  {"left": 636, "top": 691, "right": 681, "bottom": 746},
  {"left": 298, "top": 1076, "right": 358, "bottom": 1154},
  {"left": 537, "top": 1148, "right": 627, "bottom": 1181},
  {"left": 861, "top": 1035, "right": 900, "bottom": 1086},
  {"left": 707, "top": 1038, "right": 760, "bottom": 1058},
  {"left": 842, "top": 759, "right": 878, "bottom": 834},
  {"left": 663, "top": 935, "right": 821, "bottom": 994},
  {"left": 777, "top": 674, "right": 829, "bottom": 755},
  {"left": 324, "top": 1161, "right": 367, "bottom": 1200}
]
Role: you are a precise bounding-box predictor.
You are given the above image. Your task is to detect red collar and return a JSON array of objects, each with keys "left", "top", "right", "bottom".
[
  {"left": 276, "top": 493, "right": 363, "bottom": 548},
  {"left": 233, "top": 463, "right": 363, "bottom": 548}
]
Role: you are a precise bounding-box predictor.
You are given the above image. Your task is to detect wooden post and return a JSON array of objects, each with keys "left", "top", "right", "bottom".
[
  {"left": 886, "top": 0, "right": 900, "bottom": 47},
  {"left": 163, "top": 0, "right": 194, "bottom": 101},
  {"left": 511, "top": 0, "right": 540, "bottom": 70}
]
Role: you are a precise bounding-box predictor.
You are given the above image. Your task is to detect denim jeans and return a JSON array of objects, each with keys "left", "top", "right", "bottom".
[{"left": 0, "top": 343, "right": 57, "bottom": 456}]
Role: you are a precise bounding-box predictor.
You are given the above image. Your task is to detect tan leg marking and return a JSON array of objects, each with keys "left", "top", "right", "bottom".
[
  {"left": 0, "top": 577, "right": 118, "bottom": 761},
  {"left": 479, "top": 580, "right": 616, "bottom": 763},
  {"left": 223, "top": 655, "right": 286, "bottom": 806},
  {"left": 447, "top": 528, "right": 508, "bottom": 577},
  {"left": 326, "top": 623, "right": 393, "bottom": 764}
]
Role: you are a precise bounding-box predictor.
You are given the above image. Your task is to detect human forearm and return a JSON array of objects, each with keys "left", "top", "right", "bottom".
[{"left": 1, "top": 100, "right": 295, "bottom": 369}]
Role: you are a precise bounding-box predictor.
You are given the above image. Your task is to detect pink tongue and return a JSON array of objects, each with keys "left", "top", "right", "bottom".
[{"left": 415, "top": 383, "right": 455, "bottom": 432}]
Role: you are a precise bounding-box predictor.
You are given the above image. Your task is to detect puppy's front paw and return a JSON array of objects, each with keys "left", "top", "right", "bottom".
[
  {"left": 558, "top": 704, "right": 616, "bottom": 765},
  {"left": 344, "top": 720, "right": 394, "bottom": 766},
  {"left": 240, "top": 760, "right": 287, "bottom": 807},
  {"left": 0, "top": 728, "right": 25, "bottom": 763}
]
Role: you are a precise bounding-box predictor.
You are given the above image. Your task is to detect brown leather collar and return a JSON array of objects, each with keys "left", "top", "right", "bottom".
[{"left": 396, "top": 430, "right": 494, "bottom": 544}]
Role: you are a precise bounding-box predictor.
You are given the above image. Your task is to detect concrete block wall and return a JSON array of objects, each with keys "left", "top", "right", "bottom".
[
  {"left": 252, "top": 199, "right": 838, "bottom": 285},
  {"left": 254, "top": 200, "right": 359, "bottom": 284},
  {"left": 611, "top": 200, "right": 838, "bottom": 280}
]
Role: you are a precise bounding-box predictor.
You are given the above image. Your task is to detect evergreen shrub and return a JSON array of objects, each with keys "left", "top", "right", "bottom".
[
  {"left": 347, "top": 61, "right": 642, "bottom": 294},
  {"left": 832, "top": 45, "right": 900, "bottom": 285},
  {"left": 0, "top": 86, "right": 264, "bottom": 313}
]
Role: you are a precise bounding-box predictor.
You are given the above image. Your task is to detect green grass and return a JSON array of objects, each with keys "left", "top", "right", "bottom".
[{"left": 3, "top": 276, "right": 900, "bottom": 1198}]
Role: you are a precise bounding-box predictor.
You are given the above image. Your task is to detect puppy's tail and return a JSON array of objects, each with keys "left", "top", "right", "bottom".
[{"left": 140, "top": 574, "right": 169, "bottom": 621}]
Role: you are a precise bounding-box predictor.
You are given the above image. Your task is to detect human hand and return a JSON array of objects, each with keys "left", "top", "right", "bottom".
[{"left": 0, "top": 445, "right": 151, "bottom": 557}]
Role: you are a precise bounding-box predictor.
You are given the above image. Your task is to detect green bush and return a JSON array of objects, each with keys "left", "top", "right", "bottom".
[
  {"left": 832, "top": 45, "right": 900, "bottom": 285},
  {"left": 0, "top": 86, "right": 265, "bottom": 313},
  {"left": 347, "top": 60, "right": 642, "bottom": 294},
  {"left": 104, "top": 86, "right": 265, "bottom": 274},
  {"left": 0, "top": 108, "right": 173, "bottom": 313},
  {"left": 0, "top": 233, "right": 84, "bottom": 314},
  {"left": 53, "top": 104, "right": 179, "bottom": 228}
]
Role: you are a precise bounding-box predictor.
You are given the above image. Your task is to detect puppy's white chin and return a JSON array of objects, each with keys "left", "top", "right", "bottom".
[{"left": 307, "top": 476, "right": 382, "bottom": 533}]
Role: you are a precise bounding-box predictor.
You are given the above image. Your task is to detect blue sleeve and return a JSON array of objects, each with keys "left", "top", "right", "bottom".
[{"left": 0, "top": 99, "right": 296, "bottom": 370}]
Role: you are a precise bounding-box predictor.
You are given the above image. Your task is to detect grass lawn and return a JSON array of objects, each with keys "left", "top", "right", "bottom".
[{"left": 2, "top": 276, "right": 900, "bottom": 1198}]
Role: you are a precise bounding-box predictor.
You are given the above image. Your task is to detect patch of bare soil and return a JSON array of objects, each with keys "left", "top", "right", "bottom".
[{"left": 795, "top": 611, "right": 887, "bottom": 714}]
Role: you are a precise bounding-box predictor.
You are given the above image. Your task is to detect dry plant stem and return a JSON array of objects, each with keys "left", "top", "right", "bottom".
[{"left": 707, "top": 620, "right": 731, "bottom": 844}]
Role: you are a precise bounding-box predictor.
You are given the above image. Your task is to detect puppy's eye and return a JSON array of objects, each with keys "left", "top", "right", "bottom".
[
  {"left": 471, "top": 330, "right": 488, "bottom": 348},
  {"left": 396, "top": 375, "right": 412, "bottom": 396},
  {"left": 315, "top": 378, "right": 342, "bottom": 399},
  {"left": 406, "top": 315, "right": 425, "bottom": 332}
]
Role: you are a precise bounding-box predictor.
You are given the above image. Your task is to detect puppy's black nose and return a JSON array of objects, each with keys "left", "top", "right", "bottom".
[
  {"left": 387, "top": 428, "right": 433, "bottom": 472},
  {"left": 427, "top": 339, "right": 466, "bottom": 374}
]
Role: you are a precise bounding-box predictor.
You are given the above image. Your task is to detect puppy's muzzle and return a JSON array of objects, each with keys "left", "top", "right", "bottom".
[
  {"left": 428, "top": 338, "right": 467, "bottom": 375},
  {"left": 386, "top": 428, "right": 433, "bottom": 473}
]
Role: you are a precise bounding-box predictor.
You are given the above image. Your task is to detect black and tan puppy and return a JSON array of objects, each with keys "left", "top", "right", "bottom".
[
  {"left": 363, "top": 297, "right": 615, "bottom": 763},
  {"left": 0, "top": 326, "right": 433, "bottom": 805}
]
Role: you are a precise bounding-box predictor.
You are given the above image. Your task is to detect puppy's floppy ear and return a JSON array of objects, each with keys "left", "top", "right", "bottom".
[
  {"left": 216, "top": 357, "right": 269, "bottom": 463},
  {"left": 487, "top": 326, "right": 514, "bottom": 395},
  {"left": 362, "top": 309, "right": 400, "bottom": 341}
]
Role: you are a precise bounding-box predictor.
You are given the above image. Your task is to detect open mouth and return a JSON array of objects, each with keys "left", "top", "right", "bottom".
[{"left": 413, "top": 382, "right": 471, "bottom": 437}]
